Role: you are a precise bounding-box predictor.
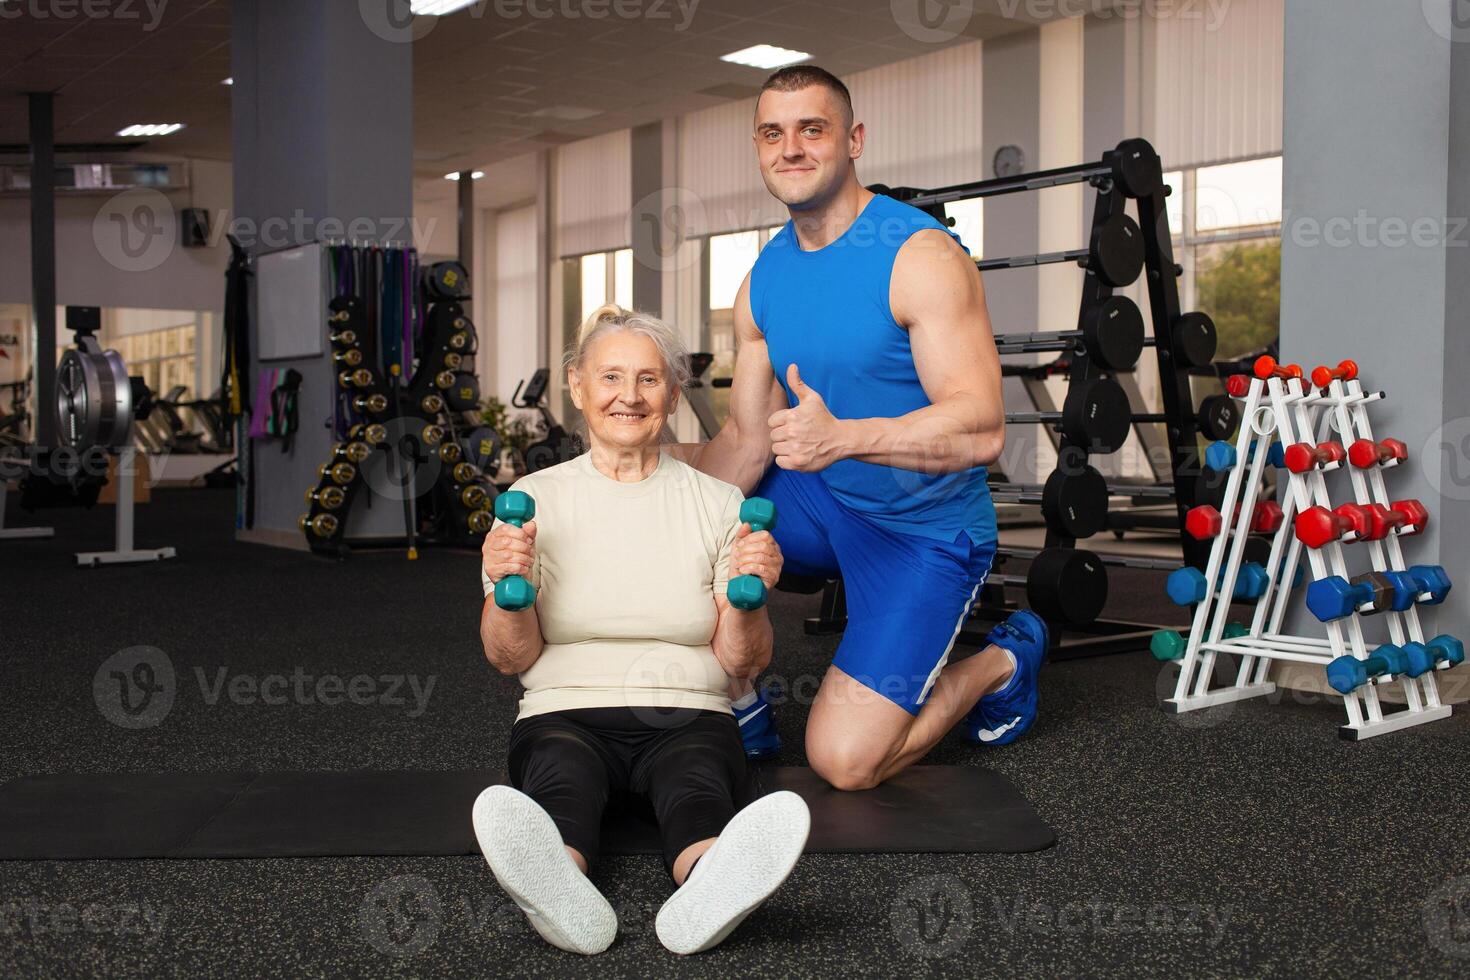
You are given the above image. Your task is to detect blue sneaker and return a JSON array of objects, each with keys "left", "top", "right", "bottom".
[
  {"left": 733, "top": 688, "right": 781, "bottom": 761},
  {"left": 964, "top": 610, "right": 1049, "bottom": 746}
]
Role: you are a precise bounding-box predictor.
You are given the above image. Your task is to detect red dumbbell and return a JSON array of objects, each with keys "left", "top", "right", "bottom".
[
  {"left": 1390, "top": 499, "right": 1428, "bottom": 536},
  {"left": 1226, "top": 374, "right": 1251, "bottom": 398},
  {"left": 1310, "top": 360, "right": 1358, "bottom": 389},
  {"left": 1251, "top": 500, "right": 1285, "bottom": 534},
  {"left": 1254, "top": 356, "right": 1304, "bottom": 381},
  {"left": 1186, "top": 505, "right": 1225, "bottom": 540},
  {"left": 1347, "top": 438, "right": 1408, "bottom": 469},
  {"left": 1283, "top": 441, "right": 1347, "bottom": 474},
  {"left": 1295, "top": 504, "right": 1371, "bottom": 549},
  {"left": 1358, "top": 502, "right": 1404, "bottom": 542}
]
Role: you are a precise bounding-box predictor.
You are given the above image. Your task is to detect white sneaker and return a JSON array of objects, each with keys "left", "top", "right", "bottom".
[
  {"left": 654, "top": 790, "right": 810, "bottom": 955},
  {"left": 471, "top": 785, "right": 618, "bottom": 955}
]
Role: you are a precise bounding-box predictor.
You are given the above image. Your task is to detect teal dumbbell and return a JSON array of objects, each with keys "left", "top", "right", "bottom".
[
  {"left": 492, "top": 491, "right": 537, "bottom": 611},
  {"left": 727, "top": 497, "right": 778, "bottom": 611},
  {"left": 1400, "top": 642, "right": 1436, "bottom": 678},
  {"left": 1325, "top": 644, "right": 1410, "bottom": 694},
  {"left": 1150, "top": 622, "right": 1247, "bottom": 662}
]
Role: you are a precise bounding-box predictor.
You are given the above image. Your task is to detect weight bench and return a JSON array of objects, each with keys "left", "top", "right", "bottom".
[{"left": 0, "top": 767, "right": 1053, "bottom": 860}]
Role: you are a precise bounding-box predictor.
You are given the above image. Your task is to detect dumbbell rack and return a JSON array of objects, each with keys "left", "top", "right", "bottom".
[
  {"left": 1153, "top": 359, "right": 1460, "bottom": 739},
  {"left": 299, "top": 263, "right": 497, "bottom": 557}
]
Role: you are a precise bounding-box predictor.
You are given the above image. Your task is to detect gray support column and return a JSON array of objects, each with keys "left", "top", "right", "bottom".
[
  {"left": 457, "top": 171, "right": 474, "bottom": 278},
  {"left": 231, "top": 0, "right": 413, "bottom": 546},
  {"left": 983, "top": 30, "right": 1042, "bottom": 483},
  {"left": 28, "top": 92, "right": 55, "bottom": 447},
  {"left": 630, "top": 120, "right": 665, "bottom": 316},
  {"left": 1280, "top": 2, "right": 1469, "bottom": 699}
]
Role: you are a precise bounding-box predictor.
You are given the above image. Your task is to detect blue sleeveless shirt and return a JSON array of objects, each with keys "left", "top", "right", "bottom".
[{"left": 749, "top": 194, "right": 996, "bottom": 549}]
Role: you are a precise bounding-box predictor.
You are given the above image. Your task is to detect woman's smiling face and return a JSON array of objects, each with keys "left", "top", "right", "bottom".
[{"left": 568, "top": 329, "right": 678, "bottom": 453}]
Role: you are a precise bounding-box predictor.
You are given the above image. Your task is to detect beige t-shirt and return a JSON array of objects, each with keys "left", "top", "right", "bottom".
[{"left": 483, "top": 451, "right": 744, "bottom": 722}]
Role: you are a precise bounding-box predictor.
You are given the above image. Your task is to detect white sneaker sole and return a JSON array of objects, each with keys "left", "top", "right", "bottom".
[
  {"left": 471, "top": 785, "right": 617, "bottom": 955},
  {"left": 655, "top": 790, "right": 810, "bottom": 955}
]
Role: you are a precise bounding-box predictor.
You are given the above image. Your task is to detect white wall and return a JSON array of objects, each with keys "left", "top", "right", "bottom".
[{"left": 493, "top": 203, "right": 539, "bottom": 404}]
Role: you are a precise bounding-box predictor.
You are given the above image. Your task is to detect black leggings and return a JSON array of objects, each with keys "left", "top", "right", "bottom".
[{"left": 507, "top": 706, "right": 746, "bottom": 878}]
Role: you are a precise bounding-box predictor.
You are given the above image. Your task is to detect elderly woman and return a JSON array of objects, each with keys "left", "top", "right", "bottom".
[{"left": 473, "top": 304, "right": 810, "bottom": 956}]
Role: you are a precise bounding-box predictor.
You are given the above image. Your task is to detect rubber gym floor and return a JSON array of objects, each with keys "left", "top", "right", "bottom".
[{"left": 3, "top": 487, "right": 1468, "bottom": 978}]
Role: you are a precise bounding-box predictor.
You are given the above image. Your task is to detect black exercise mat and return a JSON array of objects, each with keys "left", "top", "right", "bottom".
[{"left": 0, "top": 766, "right": 1054, "bottom": 860}]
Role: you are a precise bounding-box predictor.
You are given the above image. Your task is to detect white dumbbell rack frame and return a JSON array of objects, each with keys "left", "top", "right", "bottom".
[{"left": 1163, "top": 369, "right": 1452, "bottom": 740}]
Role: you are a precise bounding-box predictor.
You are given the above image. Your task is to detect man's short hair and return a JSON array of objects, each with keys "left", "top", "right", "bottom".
[{"left": 759, "top": 65, "right": 853, "bottom": 127}]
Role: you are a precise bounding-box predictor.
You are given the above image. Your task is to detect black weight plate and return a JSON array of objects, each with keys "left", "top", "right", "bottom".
[
  {"left": 1089, "top": 213, "right": 1145, "bottom": 288},
  {"left": 1081, "top": 296, "right": 1145, "bottom": 372},
  {"left": 1171, "top": 312, "right": 1218, "bottom": 368},
  {"left": 461, "top": 426, "right": 501, "bottom": 473},
  {"left": 424, "top": 261, "right": 470, "bottom": 301},
  {"left": 1111, "top": 139, "right": 1162, "bottom": 199},
  {"left": 1194, "top": 467, "right": 1230, "bottom": 511},
  {"left": 1061, "top": 377, "right": 1132, "bottom": 455},
  {"left": 1198, "top": 394, "right": 1240, "bottom": 442},
  {"left": 1041, "top": 465, "right": 1109, "bottom": 539},
  {"left": 1243, "top": 535, "right": 1270, "bottom": 568},
  {"left": 444, "top": 372, "right": 481, "bottom": 413},
  {"left": 1027, "top": 547, "right": 1108, "bottom": 625}
]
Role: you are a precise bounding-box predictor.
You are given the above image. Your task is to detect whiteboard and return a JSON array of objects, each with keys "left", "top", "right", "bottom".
[{"left": 257, "top": 242, "right": 324, "bottom": 361}]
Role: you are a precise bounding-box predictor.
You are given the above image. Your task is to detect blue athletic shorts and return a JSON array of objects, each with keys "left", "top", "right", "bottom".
[{"left": 755, "top": 467, "right": 996, "bottom": 715}]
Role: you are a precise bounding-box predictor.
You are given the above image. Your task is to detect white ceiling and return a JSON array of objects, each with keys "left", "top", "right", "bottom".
[{"left": 1, "top": 0, "right": 1066, "bottom": 179}]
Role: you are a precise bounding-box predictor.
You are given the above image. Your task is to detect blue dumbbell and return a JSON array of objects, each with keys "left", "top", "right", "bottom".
[
  {"left": 1306, "top": 573, "right": 1396, "bottom": 622},
  {"left": 1166, "top": 563, "right": 1268, "bottom": 606},
  {"left": 1326, "top": 644, "right": 1410, "bottom": 694},
  {"left": 492, "top": 491, "right": 537, "bottom": 611},
  {"left": 1405, "top": 565, "right": 1453, "bottom": 606},
  {"left": 1265, "top": 442, "right": 1285, "bottom": 468},
  {"left": 1204, "top": 441, "right": 1238, "bottom": 472},
  {"left": 1380, "top": 570, "right": 1420, "bottom": 612},
  {"left": 727, "top": 497, "right": 778, "bottom": 611},
  {"left": 1429, "top": 635, "right": 1466, "bottom": 668},
  {"left": 1401, "top": 642, "right": 1436, "bottom": 678}
]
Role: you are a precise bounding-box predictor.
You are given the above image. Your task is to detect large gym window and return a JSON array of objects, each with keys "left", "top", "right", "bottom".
[
  {"left": 560, "top": 247, "right": 636, "bottom": 422},
  {"left": 1167, "top": 155, "right": 1283, "bottom": 362},
  {"left": 702, "top": 227, "right": 781, "bottom": 429}
]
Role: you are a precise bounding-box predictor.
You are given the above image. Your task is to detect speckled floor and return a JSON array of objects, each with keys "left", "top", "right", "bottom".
[{"left": 2, "top": 488, "right": 1468, "bottom": 978}]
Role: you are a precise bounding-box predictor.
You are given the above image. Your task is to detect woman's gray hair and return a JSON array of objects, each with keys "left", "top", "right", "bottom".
[{"left": 562, "top": 303, "right": 692, "bottom": 393}]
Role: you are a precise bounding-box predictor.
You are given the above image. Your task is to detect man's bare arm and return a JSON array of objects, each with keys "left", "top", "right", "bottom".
[
  {"left": 834, "top": 229, "right": 1005, "bottom": 472},
  {"left": 669, "top": 274, "right": 786, "bottom": 494}
]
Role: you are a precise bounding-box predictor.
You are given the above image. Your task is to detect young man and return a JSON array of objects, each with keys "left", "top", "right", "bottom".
[{"left": 682, "top": 66, "right": 1048, "bottom": 790}]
